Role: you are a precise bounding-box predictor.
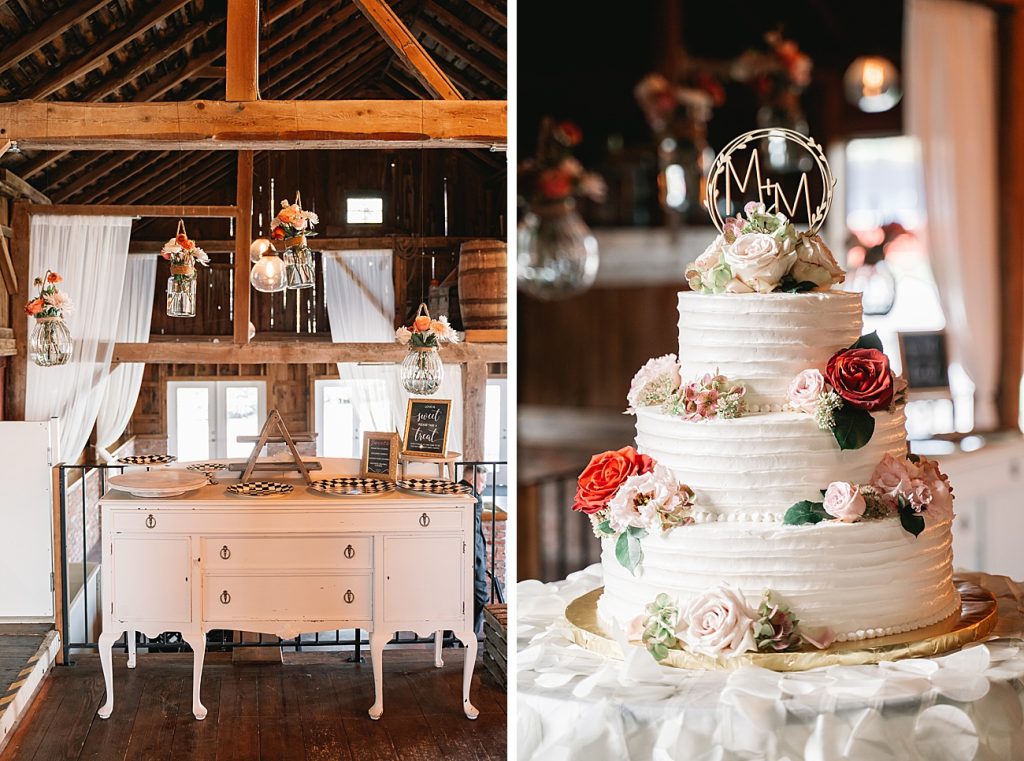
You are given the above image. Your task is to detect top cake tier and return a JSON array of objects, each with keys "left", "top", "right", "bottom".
[{"left": 677, "top": 290, "right": 863, "bottom": 407}]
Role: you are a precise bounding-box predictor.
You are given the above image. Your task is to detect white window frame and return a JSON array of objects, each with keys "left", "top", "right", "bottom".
[
  {"left": 345, "top": 195, "right": 384, "bottom": 225},
  {"left": 167, "top": 379, "right": 268, "bottom": 460},
  {"left": 314, "top": 379, "right": 363, "bottom": 457}
]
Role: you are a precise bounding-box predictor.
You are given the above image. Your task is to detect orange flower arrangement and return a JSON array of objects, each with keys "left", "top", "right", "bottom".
[{"left": 25, "top": 270, "right": 72, "bottom": 319}]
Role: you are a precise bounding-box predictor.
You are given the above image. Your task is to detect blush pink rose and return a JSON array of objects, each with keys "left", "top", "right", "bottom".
[
  {"left": 678, "top": 585, "right": 755, "bottom": 658},
  {"left": 870, "top": 453, "right": 913, "bottom": 503},
  {"left": 822, "top": 481, "right": 866, "bottom": 523},
  {"left": 787, "top": 369, "right": 826, "bottom": 414}
]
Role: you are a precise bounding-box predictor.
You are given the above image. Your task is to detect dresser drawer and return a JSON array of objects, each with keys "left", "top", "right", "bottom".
[
  {"left": 396, "top": 508, "right": 463, "bottom": 531},
  {"left": 203, "top": 573, "right": 372, "bottom": 623},
  {"left": 201, "top": 536, "right": 372, "bottom": 570}
]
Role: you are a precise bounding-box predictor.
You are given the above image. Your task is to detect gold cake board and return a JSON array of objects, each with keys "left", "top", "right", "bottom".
[{"left": 565, "top": 578, "right": 998, "bottom": 672}]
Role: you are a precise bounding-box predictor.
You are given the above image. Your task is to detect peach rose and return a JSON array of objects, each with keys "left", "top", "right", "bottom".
[
  {"left": 24, "top": 298, "right": 44, "bottom": 316},
  {"left": 413, "top": 315, "right": 432, "bottom": 332}
]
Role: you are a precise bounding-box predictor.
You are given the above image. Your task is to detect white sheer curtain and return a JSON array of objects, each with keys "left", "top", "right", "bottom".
[
  {"left": 95, "top": 255, "right": 157, "bottom": 461},
  {"left": 25, "top": 215, "right": 133, "bottom": 464},
  {"left": 322, "top": 250, "right": 463, "bottom": 453},
  {"left": 905, "top": 0, "right": 1000, "bottom": 429}
]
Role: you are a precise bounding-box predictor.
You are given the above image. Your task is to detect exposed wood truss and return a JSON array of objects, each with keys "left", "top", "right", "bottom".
[{"left": 0, "top": 100, "right": 507, "bottom": 151}]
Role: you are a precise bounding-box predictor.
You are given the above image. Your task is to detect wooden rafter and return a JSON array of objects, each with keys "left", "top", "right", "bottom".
[
  {"left": 424, "top": 1, "right": 506, "bottom": 63},
  {"left": 0, "top": 0, "right": 110, "bottom": 75},
  {"left": 275, "top": 32, "right": 386, "bottom": 100},
  {"left": 416, "top": 16, "right": 506, "bottom": 88},
  {"left": 0, "top": 170, "right": 50, "bottom": 205},
  {"left": 226, "top": 0, "right": 260, "bottom": 101},
  {"left": 462, "top": 0, "right": 507, "bottom": 27},
  {"left": 353, "top": 0, "right": 464, "bottom": 100},
  {"left": 127, "top": 236, "right": 472, "bottom": 254},
  {"left": 25, "top": 0, "right": 194, "bottom": 100},
  {"left": 26, "top": 204, "right": 237, "bottom": 218},
  {"left": 0, "top": 100, "right": 507, "bottom": 150}
]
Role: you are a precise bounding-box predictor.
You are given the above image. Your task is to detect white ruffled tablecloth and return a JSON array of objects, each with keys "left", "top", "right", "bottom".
[{"left": 517, "top": 565, "right": 1024, "bottom": 761}]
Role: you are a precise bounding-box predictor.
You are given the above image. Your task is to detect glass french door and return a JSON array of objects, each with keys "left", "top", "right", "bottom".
[{"left": 167, "top": 380, "right": 267, "bottom": 460}]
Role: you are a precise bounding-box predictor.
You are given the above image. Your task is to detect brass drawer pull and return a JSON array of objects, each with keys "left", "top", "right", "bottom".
[
  {"left": 145, "top": 514, "right": 156, "bottom": 529},
  {"left": 344, "top": 589, "right": 355, "bottom": 604},
  {"left": 220, "top": 590, "right": 231, "bottom": 605},
  {"left": 419, "top": 512, "right": 430, "bottom": 527},
  {"left": 344, "top": 544, "right": 355, "bottom": 559},
  {"left": 220, "top": 545, "right": 231, "bottom": 560}
]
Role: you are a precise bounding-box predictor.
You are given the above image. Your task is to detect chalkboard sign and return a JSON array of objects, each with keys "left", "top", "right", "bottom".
[
  {"left": 898, "top": 331, "right": 951, "bottom": 392},
  {"left": 361, "top": 431, "right": 399, "bottom": 480},
  {"left": 402, "top": 398, "right": 452, "bottom": 457}
]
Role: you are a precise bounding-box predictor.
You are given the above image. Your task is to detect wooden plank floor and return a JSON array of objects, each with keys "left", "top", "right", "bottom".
[{"left": 0, "top": 648, "right": 506, "bottom": 761}]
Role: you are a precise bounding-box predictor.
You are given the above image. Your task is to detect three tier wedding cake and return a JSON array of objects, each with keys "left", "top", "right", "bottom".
[{"left": 571, "top": 130, "right": 958, "bottom": 661}]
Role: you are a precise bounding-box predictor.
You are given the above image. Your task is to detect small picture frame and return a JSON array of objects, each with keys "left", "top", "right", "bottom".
[
  {"left": 402, "top": 398, "right": 452, "bottom": 458},
  {"left": 361, "top": 431, "right": 400, "bottom": 481}
]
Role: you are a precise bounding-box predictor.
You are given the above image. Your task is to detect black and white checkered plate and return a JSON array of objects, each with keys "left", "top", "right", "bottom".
[
  {"left": 226, "top": 481, "right": 294, "bottom": 497},
  {"left": 396, "top": 478, "right": 472, "bottom": 497},
  {"left": 186, "top": 462, "right": 229, "bottom": 473},
  {"left": 118, "top": 454, "right": 177, "bottom": 465},
  {"left": 309, "top": 477, "right": 396, "bottom": 497}
]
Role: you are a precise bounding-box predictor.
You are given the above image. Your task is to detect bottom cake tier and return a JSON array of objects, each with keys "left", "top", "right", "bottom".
[{"left": 598, "top": 517, "right": 959, "bottom": 644}]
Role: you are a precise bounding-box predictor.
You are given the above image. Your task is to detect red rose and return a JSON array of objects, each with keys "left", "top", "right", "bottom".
[
  {"left": 825, "top": 348, "right": 894, "bottom": 412},
  {"left": 572, "top": 446, "right": 654, "bottom": 514},
  {"left": 537, "top": 168, "right": 573, "bottom": 200},
  {"left": 554, "top": 120, "right": 583, "bottom": 147}
]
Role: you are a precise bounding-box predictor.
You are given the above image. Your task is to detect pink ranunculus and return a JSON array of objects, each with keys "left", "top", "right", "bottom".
[
  {"left": 678, "top": 585, "right": 756, "bottom": 658},
  {"left": 918, "top": 458, "right": 955, "bottom": 521},
  {"left": 787, "top": 369, "right": 826, "bottom": 414},
  {"left": 870, "top": 453, "right": 913, "bottom": 502},
  {"left": 822, "top": 481, "right": 866, "bottom": 523}
]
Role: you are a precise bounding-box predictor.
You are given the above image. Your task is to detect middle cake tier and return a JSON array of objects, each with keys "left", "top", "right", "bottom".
[{"left": 635, "top": 406, "right": 908, "bottom": 522}]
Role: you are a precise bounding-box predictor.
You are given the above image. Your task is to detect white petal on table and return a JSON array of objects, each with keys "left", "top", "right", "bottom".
[
  {"left": 725, "top": 665, "right": 784, "bottom": 700},
  {"left": 804, "top": 713, "right": 853, "bottom": 761},
  {"left": 930, "top": 667, "right": 991, "bottom": 702},
  {"left": 880, "top": 657, "right": 941, "bottom": 676},
  {"left": 914, "top": 704, "right": 979, "bottom": 761},
  {"left": 842, "top": 708, "right": 899, "bottom": 761},
  {"left": 534, "top": 670, "right": 578, "bottom": 689},
  {"left": 936, "top": 643, "right": 991, "bottom": 672}
]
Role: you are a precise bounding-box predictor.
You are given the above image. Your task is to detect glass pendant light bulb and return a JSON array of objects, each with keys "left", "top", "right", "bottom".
[
  {"left": 250, "top": 251, "right": 287, "bottom": 292},
  {"left": 250, "top": 238, "right": 274, "bottom": 264},
  {"left": 844, "top": 56, "right": 902, "bottom": 113}
]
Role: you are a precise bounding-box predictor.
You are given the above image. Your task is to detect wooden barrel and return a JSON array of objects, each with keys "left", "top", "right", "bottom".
[{"left": 458, "top": 239, "right": 507, "bottom": 329}]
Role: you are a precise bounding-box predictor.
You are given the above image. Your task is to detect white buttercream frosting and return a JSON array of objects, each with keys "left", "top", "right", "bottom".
[
  {"left": 677, "top": 290, "right": 863, "bottom": 406},
  {"left": 598, "top": 518, "right": 959, "bottom": 643},
  {"left": 635, "top": 407, "right": 908, "bottom": 521}
]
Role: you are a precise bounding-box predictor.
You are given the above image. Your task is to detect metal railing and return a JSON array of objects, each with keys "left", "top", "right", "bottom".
[{"left": 56, "top": 459, "right": 507, "bottom": 666}]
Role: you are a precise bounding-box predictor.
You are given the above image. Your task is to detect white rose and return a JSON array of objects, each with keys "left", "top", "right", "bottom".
[
  {"left": 395, "top": 326, "right": 412, "bottom": 344},
  {"left": 822, "top": 481, "right": 866, "bottom": 523},
  {"left": 790, "top": 235, "right": 845, "bottom": 288},
  {"left": 787, "top": 369, "right": 826, "bottom": 414},
  {"left": 678, "top": 585, "right": 756, "bottom": 658},
  {"left": 724, "top": 233, "right": 796, "bottom": 293}
]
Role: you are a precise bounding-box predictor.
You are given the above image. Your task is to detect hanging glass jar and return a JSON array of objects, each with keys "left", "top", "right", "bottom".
[
  {"left": 517, "top": 198, "right": 598, "bottom": 300},
  {"left": 167, "top": 265, "right": 197, "bottom": 317},
  {"left": 30, "top": 316, "right": 72, "bottom": 367},
  {"left": 282, "top": 236, "right": 315, "bottom": 289},
  {"left": 401, "top": 346, "right": 444, "bottom": 396}
]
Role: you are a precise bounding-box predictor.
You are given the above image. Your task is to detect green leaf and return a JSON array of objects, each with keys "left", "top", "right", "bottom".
[
  {"left": 775, "top": 275, "right": 819, "bottom": 293},
  {"left": 615, "top": 529, "right": 644, "bottom": 574},
  {"left": 783, "top": 500, "right": 830, "bottom": 525},
  {"left": 851, "top": 331, "right": 884, "bottom": 352},
  {"left": 596, "top": 520, "right": 613, "bottom": 536},
  {"left": 832, "top": 404, "right": 875, "bottom": 450},
  {"left": 898, "top": 503, "right": 925, "bottom": 537}
]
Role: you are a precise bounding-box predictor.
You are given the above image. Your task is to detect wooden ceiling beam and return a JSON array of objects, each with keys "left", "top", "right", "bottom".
[
  {"left": 261, "top": 17, "right": 376, "bottom": 98},
  {"left": 234, "top": 150, "right": 253, "bottom": 344},
  {"left": 415, "top": 16, "right": 506, "bottom": 88},
  {"left": 91, "top": 152, "right": 179, "bottom": 205},
  {"left": 423, "top": 0, "right": 506, "bottom": 63},
  {"left": 352, "top": 0, "right": 464, "bottom": 100},
  {"left": 0, "top": 100, "right": 508, "bottom": 150},
  {"left": 111, "top": 340, "right": 506, "bottom": 364},
  {"left": 25, "top": 0, "right": 194, "bottom": 99},
  {"left": 316, "top": 50, "right": 395, "bottom": 101},
  {"left": 0, "top": 169, "right": 51, "bottom": 204},
  {"left": 462, "top": 0, "right": 507, "bottom": 27},
  {"left": 226, "top": 0, "right": 260, "bottom": 101},
  {"left": 132, "top": 47, "right": 226, "bottom": 101},
  {"left": 194, "top": 66, "right": 227, "bottom": 79},
  {"left": 274, "top": 32, "right": 384, "bottom": 100},
  {"left": 26, "top": 204, "right": 237, "bottom": 218},
  {"left": 53, "top": 151, "right": 154, "bottom": 203},
  {"left": 264, "top": 0, "right": 307, "bottom": 26},
  {"left": 116, "top": 152, "right": 235, "bottom": 206},
  {"left": 0, "top": 0, "right": 110, "bottom": 75},
  {"left": 128, "top": 235, "right": 469, "bottom": 254}
]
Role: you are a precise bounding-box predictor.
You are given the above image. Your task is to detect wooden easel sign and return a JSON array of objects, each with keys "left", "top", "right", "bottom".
[
  {"left": 402, "top": 398, "right": 451, "bottom": 457},
  {"left": 361, "top": 431, "right": 400, "bottom": 481}
]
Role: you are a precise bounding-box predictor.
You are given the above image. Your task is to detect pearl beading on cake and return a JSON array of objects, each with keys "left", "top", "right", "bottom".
[
  {"left": 692, "top": 510, "right": 784, "bottom": 524},
  {"left": 833, "top": 594, "right": 961, "bottom": 642}
]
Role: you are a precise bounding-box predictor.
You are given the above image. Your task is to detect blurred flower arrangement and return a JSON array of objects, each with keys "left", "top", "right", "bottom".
[
  {"left": 846, "top": 221, "right": 911, "bottom": 315},
  {"left": 517, "top": 118, "right": 606, "bottom": 301},
  {"left": 26, "top": 270, "right": 73, "bottom": 367}
]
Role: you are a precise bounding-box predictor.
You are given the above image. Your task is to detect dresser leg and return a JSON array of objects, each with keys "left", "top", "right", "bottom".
[
  {"left": 97, "top": 629, "right": 120, "bottom": 719},
  {"left": 434, "top": 630, "right": 444, "bottom": 668},
  {"left": 126, "top": 630, "right": 137, "bottom": 669},
  {"left": 368, "top": 630, "right": 387, "bottom": 720},
  {"left": 454, "top": 628, "right": 479, "bottom": 720},
  {"left": 183, "top": 631, "right": 208, "bottom": 720}
]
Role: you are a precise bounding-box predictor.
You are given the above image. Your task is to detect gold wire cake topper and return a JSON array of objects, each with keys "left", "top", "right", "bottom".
[{"left": 704, "top": 128, "right": 836, "bottom": 236}]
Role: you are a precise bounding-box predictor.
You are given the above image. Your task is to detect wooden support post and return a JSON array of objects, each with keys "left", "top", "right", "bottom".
[
  {"left": 8, "top": 202, "right": 29, "bottom": 420},
  {"left": 226, "top": 0, "right": 260, "bottom": 101},
  {"left": 353, "top": 0, "right": 463, "bottom": 100},
  {"left": 462, "top": 360, "right": 487, "bottom": 461},
  {"left": 234, "top": 151, "right": 253, "bottom": 344}
]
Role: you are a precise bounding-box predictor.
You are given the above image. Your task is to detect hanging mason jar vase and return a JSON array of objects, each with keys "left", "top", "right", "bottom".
[
  {"left": 167, "top": 265, "right": 197, "bottom": 317},
  {"left": 396, "top": 303, "right": 457, "bottom": 396},
  {"left": 282, "top": 236, "right": 315, "bottom": 289},
  {"left": 161, "top": 220, "right": 209, "bottom": 318},
  {"left": 25, "top": 269, "right": 73, "bottom": 367},
  {"left": 30, "top": 316, "right": 73, "bottom": 367},
  {"left": 517, "top": 198, "right": 598, "bottom": 301}
]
